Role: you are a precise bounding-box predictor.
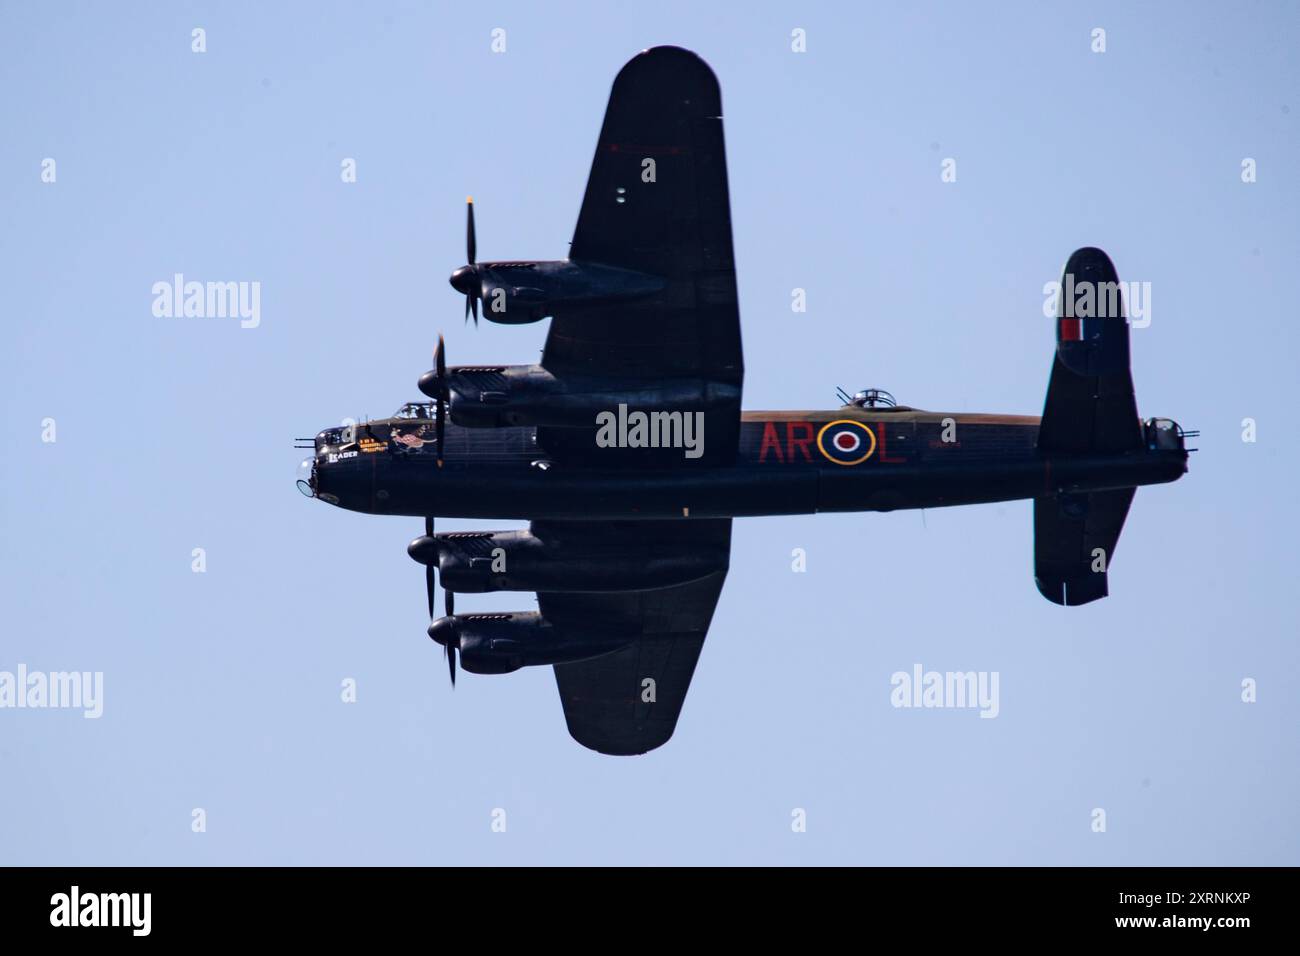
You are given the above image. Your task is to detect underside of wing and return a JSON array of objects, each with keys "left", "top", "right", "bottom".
[
  {"left": 542, "top": 518, "right": 731, "bottom": 755},
  {"left": 545, "top": 46, "right": 743, "bottom": 390}
]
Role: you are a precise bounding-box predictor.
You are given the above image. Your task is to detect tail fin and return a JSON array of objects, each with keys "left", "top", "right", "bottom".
[
  {"left": 1035, "top": 247, "right": 1143, "bottom": 605},
  {"left": 1038, "top": 247, "right": 1142, "bottom": 454},
  {"left": 1034, "top": 488, "right": 1135, "bottom": 605}
]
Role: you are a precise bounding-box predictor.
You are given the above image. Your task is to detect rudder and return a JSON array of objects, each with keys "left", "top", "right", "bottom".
[{"left": 1038, "top": 247, "right": 1143, "bottom": 455}]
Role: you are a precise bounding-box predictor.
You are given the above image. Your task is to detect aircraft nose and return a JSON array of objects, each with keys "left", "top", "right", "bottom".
[
  {"left": 449, "top": 265, "right": 475, "bottom": 294},
  {"left": 296, "top": 456, "right": 317, "bottom": 497}
]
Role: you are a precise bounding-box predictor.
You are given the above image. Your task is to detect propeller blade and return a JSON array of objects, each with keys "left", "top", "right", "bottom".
[
  {"left": 470, "top": 293, "right": 478, "bottom": 326},
  {"left": 422, "top": 515, "right": 436, "bottom": 613},
  {"left": 435, "top": 384, "right": 446, "bottom": 469},
  {"left": 464, "top": 294, "right": 471, "bottom": 323},
  {"left": 444, "top": 586, "right": 456, "bottom": 686},
  {"left": 466, "top": 196, "right": 476, "bottom": 265},
  {"left": 432, "top": 334, "right": 447, "bottom": 468},
  {"left": 419, "top": 512, "right": 454, "bottom": 686}
]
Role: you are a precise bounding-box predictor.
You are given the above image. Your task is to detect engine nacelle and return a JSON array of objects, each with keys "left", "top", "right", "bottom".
[
  {"left": 408, "top": 527, "right": 729, "bottom": 594},
  {"left": 428, "top": 611, "right": 633, "bottom": 674},
  {"left": 458, "top": 260, "right": 666, "bottom": 325}
]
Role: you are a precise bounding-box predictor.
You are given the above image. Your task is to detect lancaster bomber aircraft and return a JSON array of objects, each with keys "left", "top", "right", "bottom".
[{"left": 297, "top": 46, "right": 1192, "bottom": 754}]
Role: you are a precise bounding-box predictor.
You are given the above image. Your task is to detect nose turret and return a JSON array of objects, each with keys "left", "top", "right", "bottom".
[{"left": 297, "top": 425, "right": 370, "bottom": 511}]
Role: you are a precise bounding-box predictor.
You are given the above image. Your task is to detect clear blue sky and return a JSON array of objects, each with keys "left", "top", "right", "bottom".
[{"left": 2, "top": 1, "right": 1296, "bottom": 865}]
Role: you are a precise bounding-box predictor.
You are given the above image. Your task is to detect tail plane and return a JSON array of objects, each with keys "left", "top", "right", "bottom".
[{"left": 1033, "top": 247, "right": 1179, "bottom": 605}]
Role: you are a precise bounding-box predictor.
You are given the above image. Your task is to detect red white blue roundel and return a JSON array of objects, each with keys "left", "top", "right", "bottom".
[{"left": 817, "top": 420, "right": 877, "bottom": 466}]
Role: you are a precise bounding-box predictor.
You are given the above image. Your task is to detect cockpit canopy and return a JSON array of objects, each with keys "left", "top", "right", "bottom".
[{"left": 392, "top": 402, "right": 436, "bottom": 420}]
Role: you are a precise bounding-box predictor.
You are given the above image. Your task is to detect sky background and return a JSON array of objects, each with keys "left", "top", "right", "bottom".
[{"left": 2, "top": 0, "right": 1296, "bottom": 865}]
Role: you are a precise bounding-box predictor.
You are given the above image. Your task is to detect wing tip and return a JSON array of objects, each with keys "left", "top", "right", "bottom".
[
  {"left": 614, "top": 45, "right": 722, "bottom": 111},
  {"left": 566, "top": 720, "right": 676, "bottom": 756},
  {"left": 1035, "top": 574, "right": 1110, "bottom": 606},
  {"left": 633, "top": 44, "right": 710, "bottom": 64}
]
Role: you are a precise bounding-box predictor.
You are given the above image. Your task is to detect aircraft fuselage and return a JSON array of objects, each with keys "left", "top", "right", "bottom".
[{"left": 310, "top": 409, "right": 1187, "bottom": 520}]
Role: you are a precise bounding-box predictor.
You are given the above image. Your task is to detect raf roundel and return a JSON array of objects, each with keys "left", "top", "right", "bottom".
[{"left": 816, "top": 420, "right": 877, "bottom": 466}]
